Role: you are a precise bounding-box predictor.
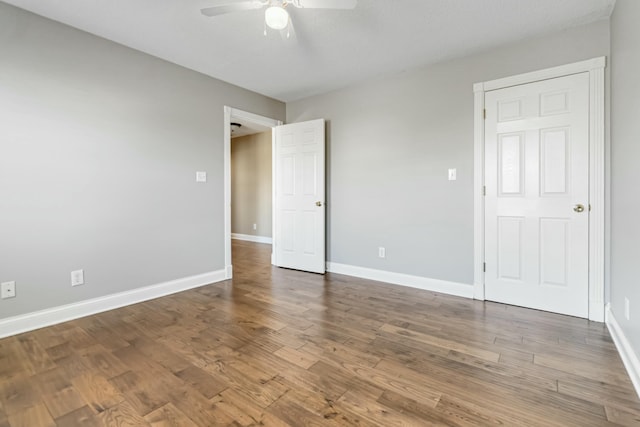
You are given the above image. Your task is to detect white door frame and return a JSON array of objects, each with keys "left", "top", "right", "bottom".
[
  {"left": 473, "top": 57, "right": 606, "bottom": 322},
  {"left": 223, "top": 106, "right": 283, "bottom": 279}
]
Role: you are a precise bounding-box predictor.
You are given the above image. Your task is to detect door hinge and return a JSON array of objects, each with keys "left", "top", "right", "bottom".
[
  {"left": 589, "top": 204, "right": 592, "bottom": 211},
  {"left": 483, "top": 186, "right": 486, "bottom": 196},
  {"left": 483, "top": 262, "right": 486, "bottom": 272},
  {"left": 483, "top": 109, "right": 486, "bottom": 119}
]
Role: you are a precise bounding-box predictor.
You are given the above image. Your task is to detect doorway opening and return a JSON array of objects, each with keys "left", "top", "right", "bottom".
[{"left": 224, "top": 107, "right": 283, "bottom": 279}]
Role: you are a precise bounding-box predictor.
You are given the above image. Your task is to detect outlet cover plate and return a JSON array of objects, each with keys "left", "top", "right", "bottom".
[
  {"left": 196, "top": 171, "right": 207, "bottom": 183},
  {"left": 1, "top": 281, "right": 16, "bottom": 299}
]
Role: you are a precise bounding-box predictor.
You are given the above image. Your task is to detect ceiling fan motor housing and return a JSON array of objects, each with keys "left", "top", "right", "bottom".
[{"left": 265, "top": 5, "right": 289, "bottom": 30}]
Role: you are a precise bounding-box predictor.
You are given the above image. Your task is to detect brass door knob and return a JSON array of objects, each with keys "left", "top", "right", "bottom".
[
  {"left": 574, "top": 204, "right": 585, "bottom": 213},
  {"left": 316, "top": 201, "right": 323, "bottom": 207}
]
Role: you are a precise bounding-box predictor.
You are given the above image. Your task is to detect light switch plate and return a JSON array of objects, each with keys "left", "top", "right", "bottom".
[
  {"left": 448, "top": 169, "right": 457, "bottom": 181},
  {"left": 71, "top": 270, "right": 84, "bottom": 287},
  {"left": 196, "top": 171, "right": 207, "bottom": 183}
]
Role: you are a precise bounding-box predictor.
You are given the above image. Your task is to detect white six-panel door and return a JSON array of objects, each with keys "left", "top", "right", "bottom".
[
  {"left": 274, "top": 119, "right": 326, "bottom": 274},
  {"left": 484, "top": 73, "right": 590, "bottom": 317}
]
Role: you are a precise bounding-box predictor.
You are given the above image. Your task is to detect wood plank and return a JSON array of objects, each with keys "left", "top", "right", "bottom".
[
  {"left": 0, "top": 375, "right": 41, "bottom": 416},
  {"left": 310, "top": 359, "right": 442, "bottom": 409},
  {"left": 605, "top": 405, "right": 640, "bottom": 426},
  {"left": 54, "top": 405, "right": 102, "bottom": 427},
  {"left": 15, "top": 335, "right": 56, "bottom": 374},
  {"left": 144, "top": 403, "right": 198, "bottom": 427},
  {"left": 273, "top": 346, "right": 319, "bottom": 369},
  {"left": 97, "top": 400, "right": 151, "bottom": 426},
  {"left": 7, "top": 402, "right": 55, "bottom": 427},
  {"left": 71, "top": 373, "right": 125, "bottom": 414},
  {"left": 79, "top": 344, "right": 130, "bottom": 379},
  {"left": 336, "top": 389, "right": 427, "bottom": 427},
  {"left": 42, "top": 386, "right": 86, "bottom": 419},
  {"left": 173, "top": 366, "right": 228, "bottom": 399},
  {"left": 0, "top": 340, "right": 35, "bottom": 379},
  {"left": 213, "top": 387, "right": 271, "bottom": 426},
  {"left": 378, "top": 323, "right": 501, "bottom": 362},
  {"left": 167, "top": 387, "right": 234, "bottom": 426},
  {"left": 266, "top": 393, "right": 340, "bottom": 427},
  {"left": 0, "top": 405, "right": 8, "bottom": 427}
]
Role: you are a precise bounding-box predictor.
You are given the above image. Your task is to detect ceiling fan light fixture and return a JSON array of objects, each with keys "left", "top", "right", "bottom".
[{"left": 265, "top": 6, "right": 289, "bottom": 30}]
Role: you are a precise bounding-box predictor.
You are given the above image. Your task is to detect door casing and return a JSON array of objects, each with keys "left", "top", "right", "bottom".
[{"left": 473, "top": 57, "right": 607, "bottom": 321}]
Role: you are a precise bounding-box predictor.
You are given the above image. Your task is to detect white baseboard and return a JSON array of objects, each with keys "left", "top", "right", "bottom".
[
  {"left": 606, "top": 304, "right": 640, "bottom": 398},
  {"left": 0, "top": 269, "right": 227, "bottom": 339},
  {"left": 231, "top": 233, "right": 273, "bottom": 244},
  {"left": 326, "top": 262, "right": 474, "bottom": 299}
]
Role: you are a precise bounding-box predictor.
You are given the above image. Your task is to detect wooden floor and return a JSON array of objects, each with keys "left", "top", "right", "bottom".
[{"left": 1, "top": 240, "right": 639, "bottom": 426}]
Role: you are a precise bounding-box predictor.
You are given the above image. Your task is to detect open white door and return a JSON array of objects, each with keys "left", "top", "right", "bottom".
[{"left": 274, "top": 119, "right": 325, "bottom": 274}]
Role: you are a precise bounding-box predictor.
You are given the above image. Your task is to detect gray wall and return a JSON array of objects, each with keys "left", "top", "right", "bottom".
[
  {"left": 231, "top": 131, "right": 273, "bottom": 238},
  {"left": 287, "top": 20, "right": 610, "bottom": 286},
  {"left": 0, "top": 3, "right": 285, "bottom": 319},
  {"left": 610, "top": 0, "right": 640, "bottom": 356}
]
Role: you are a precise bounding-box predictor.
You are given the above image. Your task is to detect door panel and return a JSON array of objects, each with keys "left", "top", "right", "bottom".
[
  {"left": 540, "top": 128, "right": 569, "bottom": 195},
  {"left": 498, "top": 133, "right": 524, "bottom": 195},
  {"left": 274, "top": 119, "right": 325, "bottom": 274},
  {"left": 485, "top": 73, "right": 589, "bottom": 318},
  {"left": 302, "top": 153, "right": 318, "bottom": 195},
  {"left": 539, "top": 218, "right": 569, "bottom": 287},
  {"left": 497, "top": 216, "right": 523, "bottom": 281}
]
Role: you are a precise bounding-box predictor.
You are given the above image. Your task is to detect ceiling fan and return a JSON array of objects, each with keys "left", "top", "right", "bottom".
[{"left": 201, "top": 0, "right": 358, "bottom": 37}]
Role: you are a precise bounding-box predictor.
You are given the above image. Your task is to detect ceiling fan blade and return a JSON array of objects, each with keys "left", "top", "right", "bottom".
[
  {"left": 295, "top": 0, "right": 357, "bottom": 9},
  {"left": 201, "top": 1, "right": 265, "bottom": 17}
]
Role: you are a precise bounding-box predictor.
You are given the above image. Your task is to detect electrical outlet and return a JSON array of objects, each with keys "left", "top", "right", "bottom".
[
  {"left": 253, "top": 223, "right": 257, "bottom": 230},
  {"left": 71, "top": 270, "right": 84, "bottom": 287},
  {"left": 1, "top": 281, "right": 16, "bottom": 299},
  {"left": 378, "top": 247, "right": 386, "bottom": 259},
  {"left": 625, "top": 297, "right": 630, "bottom": 321}
]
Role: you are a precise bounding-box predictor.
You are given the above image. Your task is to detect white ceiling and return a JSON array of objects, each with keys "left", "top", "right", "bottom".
[{"left": 3, "top": 0, "right": 615, "bottom": 102}]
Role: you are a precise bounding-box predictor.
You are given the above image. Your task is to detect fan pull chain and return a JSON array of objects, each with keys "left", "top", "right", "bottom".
[
  {"left": 286, "top": 19, "right": 291, "bottom": 39},
  {"left": 264, "top": 19, "right": 267, "bottom": 36}
]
